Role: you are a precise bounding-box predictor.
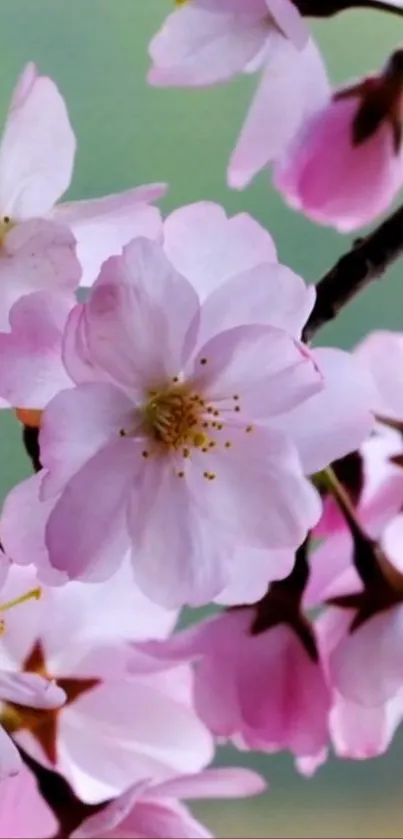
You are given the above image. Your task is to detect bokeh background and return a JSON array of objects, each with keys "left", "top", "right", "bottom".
[{"left": 0, "top": 2, "right": 403, "bottom": 836}]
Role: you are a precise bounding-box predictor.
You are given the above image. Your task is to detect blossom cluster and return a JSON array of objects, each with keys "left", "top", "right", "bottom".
[{"left": 0, "top": 1, "right": 403, "bottom": 836}]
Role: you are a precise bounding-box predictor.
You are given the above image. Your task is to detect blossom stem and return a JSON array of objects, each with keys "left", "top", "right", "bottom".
[{"left": 303, "top": 203, "right": 403, "bottom": 342}]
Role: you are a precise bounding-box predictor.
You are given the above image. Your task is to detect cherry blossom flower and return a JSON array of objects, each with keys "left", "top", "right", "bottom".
[
  {"left": 0, "top": 215, "right": 375, "bottom": 605},
  {"left": 304, "top": 426, "right": 403, "bottom": 710},
  {"left": 0, "top": 763, "right": 58, "bottom": 838},
  {"left": 0, "top": 580, "right": 67, "bottom": 780},
  {"left": 274, "top": 50, "right": 403, "bottom": 231},
  {"left": 72, "top": 768, "right": 266, "bottom": 839},
  {"left": 0, "top": 62, "right": 165, "bottom": 286},
  {"left": 0, "top": 562, "right": 212, "bottom": 804},
  {"left": 354, "top": 329, "right": 403, "bottom": 421},
  {"left": 14, "top": 235, "right": 327, "bottom": 606},
  {"left": 135, "top": 606, "right": 330, "bottom": 766},
  {"left": 317, "top": 609, "right": 403, "bottom": 760},
  {"left": 148, "top": 1, "right": 330, "bottom": 188}
]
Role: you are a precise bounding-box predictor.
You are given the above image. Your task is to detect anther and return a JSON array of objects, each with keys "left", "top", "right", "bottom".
[
  {"left": 177, "top": 470, "right": 185, "bottom": 478},
  {"left": 142, "top": 450, "right": 150, "bottom": 458},
  {"left": 234, "top": 406, "right": 240, "bottom": 413},
  {"left": 225, "top": 441, "right": 232, "bottom": 448},
  {"left": 213, "top": 410, "right": 220, "bottom": 417},
  {"left": 183, "top": 447, "right": 190, "bottom": 458},
  {"left": 200, "top": 358, "right": 207, "bottom": 365},
  {"left": 233, "top": 395, "right": 239, "bottom": 400},
  {"left": 246, "top": 425, "right": 253, "bottom": 433}
]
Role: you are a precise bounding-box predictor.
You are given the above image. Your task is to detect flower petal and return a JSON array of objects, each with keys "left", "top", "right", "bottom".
[
  {"left": 0, "top": 63, "right": 75, "bottom": 218},
  {"left": 191, "top": 324, "right": 323, "bottom": 418},
  {"left": 265, "top": 0, "right": 308, "bottom": 48},
  {"left": 354, "top": 330, "right": 403, "bottom": 421},
  {"left": 0, "top": 290, "right": 73, "bottom": 409},
  {"left": 0, "top": 763, "right": 58, "bottom": 834},
  {"left": 0, "top": 219, "right": 80, "bottom": 331},
  {"left": 163, "top": 202, "right": 277, "bottom": 300},
  {"left": 153, "top": 767, "right": 267, "bottom": 800},
  {"left": 190, "top": 425, "right": 321, "bottom": 549},
  {"left": 128, "top": 457, "right": 230, "bottom": 608},
  {"left": 0, "top": 671, "right": 65, "bottom": 709},
  {"left": 269, "top": 348, "right": 375, "bottom": 475},
  {"left": 84, "top": 238, "right": 200, "bottom": 390},
  {"left": 0, "top": 727, "right": 21, "bottom": 781},
  {"left": 45, "top": 439, "right": 136, "bottom": 582},
  {"left": 0, "top": 472, "right": 67, "bottom": 584},
  {"left": 148, "top": 5, "right": 268, "bottom": 87},
  {"left": 330, "top": 606, "right": 403, "bottom": 706},
  {"left": 53, "top": 184, "right": 165, "bottom": 287},
  {"left": 198, "top": 262, "right": 315, "bottom": 345},
  {"left": 228, "top": 37, "right": 329, "bottom": 188},
  {"left": 40, "top": 381, "right": 134, "bottom": 498}
]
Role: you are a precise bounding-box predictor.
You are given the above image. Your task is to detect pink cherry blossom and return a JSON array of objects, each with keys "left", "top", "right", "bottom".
[
  {"left": 163, "top": 203, "right": 375, "bottom": 473},
  {"left": 148, "top": 3, "right": 330, "bottom": 188},
  {"left": 73, "top": 768, "right": 266, "bottom": 839},
  {"left": 0, "top": 763, "right": 58, "bottom": 838},
  {"left": 0, "top": 214, "right": 374, "bottom": 605},
  {"left": 317, "top": 610, "right": 403, "bottom": 760},
  {"left": 303, "top": 428, "right": 403, "bottom": 709},
  {"left": 13, "top": 235, "right": 326, "bottom": 608},
  {"left": 0, "top": 563, "right": 212, "bottom": 804},
  {"left": 138, "top": 608, "right": 331, "bottom": 764},
  {"left": 355, "top": 329, "right": 403, "bottom": 421},
  {"left": 0, "top": 62, "right": 165, "bottom": 286},
  {"left": 274, "top": 53, "right": 403, "bottom": 231}
]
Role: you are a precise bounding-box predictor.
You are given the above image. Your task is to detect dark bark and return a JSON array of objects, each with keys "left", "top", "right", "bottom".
[{"left": 303, "top": 203, "right": 403, "bottom": 342}]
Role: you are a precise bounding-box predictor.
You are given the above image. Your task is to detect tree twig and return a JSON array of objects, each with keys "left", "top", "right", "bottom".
[
  {"left": 297, "top": 0, "right": 403, "bottom": 19},
  {"left": 303, "top": 202, "right": 403, "bottom": 342}
]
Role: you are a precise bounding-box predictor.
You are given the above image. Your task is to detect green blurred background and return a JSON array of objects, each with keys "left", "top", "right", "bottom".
[{"left": 1, "top": 2, "right": 403, "bottom": 836}]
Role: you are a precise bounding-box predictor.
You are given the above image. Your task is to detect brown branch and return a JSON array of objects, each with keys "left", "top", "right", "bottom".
[
  {"left": 303, "top": 202, "right": 403, "bottom": 342},
  {"left": 296, "top": 0, "right": 403, "bottom": 19}
]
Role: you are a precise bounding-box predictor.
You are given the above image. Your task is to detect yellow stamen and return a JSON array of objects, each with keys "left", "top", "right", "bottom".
[
  {"left": 0, "top": 587, "right": 42, "bottom": 614},
  {"left": 0, "top": 216, "right": 15, "bottom": 248}
]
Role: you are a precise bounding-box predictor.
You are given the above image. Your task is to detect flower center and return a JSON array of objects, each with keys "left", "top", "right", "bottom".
[{"left": 141, "top": 381, "right": 209, "bottom": 451}]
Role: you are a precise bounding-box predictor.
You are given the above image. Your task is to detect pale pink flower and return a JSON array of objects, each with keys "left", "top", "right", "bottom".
[
  {"left": 318, "top": 610, "right": 403, "bottom": 759},
  {"left": 138, "top": 608, "right": 331, "bottom": 764},
  {"left": 148, "top": 2, "right": 329, "bottom": 188},
  {"left": 2, "top": 235, "right": 327, "bottom": 607},
  {"left": 306, "top": 428, "right": 403, "bottom": 606},
  {"left": 304, "top": 430, "right": 403, "bottom": 709},
  {"left": 0, "top": 763, "right": 58, "bottom": 838},
  {"left": 355, "top": 329, "right": 403, "bottom": 421},
  {"left": 274, "top": 52, "right": 403, "bottom": 231},
  {"left": 0, "top": 563, "right": 212, "bottom": 804},
  {"left": 0, "top": 62, "right": 165, "bottom": 286},
  {"left": 0, "top": 219, "right": 374, "bottom": 605},
  {"left": 163, "top": 202, "right": 376, "bottom": 477},
  {"left": 73, "top": 768, "right": 266, "bottom": 839}
]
